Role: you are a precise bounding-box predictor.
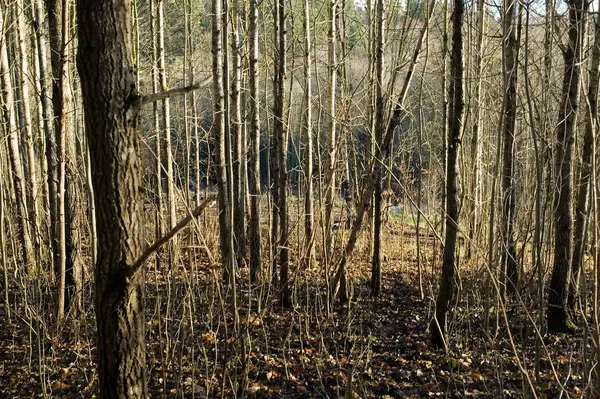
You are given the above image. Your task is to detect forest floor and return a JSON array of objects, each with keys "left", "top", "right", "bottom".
[{"left": 0, "top": 215, "right": 594, "bottom": 398}]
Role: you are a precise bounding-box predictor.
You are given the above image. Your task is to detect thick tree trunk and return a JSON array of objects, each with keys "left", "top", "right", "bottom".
[
  {"left": 547, "top": 0, "right": 586, "bottom": 334},
  {"left": 431, "top": 0, "right": 464, "bottom": 349},
  {"left": 76, "top": 0, "right": 146, "bottom": 396}
]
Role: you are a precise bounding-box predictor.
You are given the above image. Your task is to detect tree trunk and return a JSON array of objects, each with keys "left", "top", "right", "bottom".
[
  {"left": 370, "top": 0, "right": 384, "bottom": 297},
  {"left": 14, "top": 0, "right": 41, "bottom": 255},
  {"left": 248, "top": 0, "right": 262, "bottom": 282},
  {"left": 273, "top": 0, "right": 290, "bottom": 306},
  {"left": 231, "top": 0, "right": 246, "bottom": 269},
  {"left": 431, "top": 0, "right": 464, "bottom": 349},
  {"left": 213, "top": 0, "right": 231, "bottom": 281},
  {"left": 547, "top": 0, "right": 586, "bottom": 334},
  {"left": 569, "top": 11, "right": 600, "bottom": 312},
  {"left": 302, "top": 0, "right": 314, "bottom": 266},
  {"left": 500, "top": 0, "right": 520, "bottom": 296},
  {"left": 76, "top": 0, "right": 146, "bottom": 396}
]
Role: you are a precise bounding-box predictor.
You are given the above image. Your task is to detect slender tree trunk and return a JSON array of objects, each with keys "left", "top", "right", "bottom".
[
  {"left": 500, "top": 0, "right": 520, "bottom": 296},
  {"left": 466, "top": 0, "right": 486, "bottom": 259},
  {"left": 370, "top": 0, "right": 384, "bottom": 297},
  {"left": 302, "top": 0, "right": 314, "bottom": 266},
  {"left": 570, "top": 10, "right": 600, "bottom": 311},
  {"left": 324, "top": 0, "right": 338, "bottom": 261},
  {"left": 14, "top": 0, "right": 41, "bottom": 254},
  {"left": 548, "top": 0, "right": 586, "bottom": 333},
  {"left": 213, "top": 0, "right": 231, "bottom": 280},
  {"left": 231, "top": 0, "right": 245, "bottom": 268},
  {"left": 431, "top": 0, "right": 464, "bottom": 349},
  {"left": 33, "top": 0, "right": 56, "bottom": 270},
  {"left": 248, "top": 0, "right": 261, "bottom": 282},
  {"left": 273, "top": 0, "right": 290, "bottom": 306},
  {"left": 76, "top": 0, "right": 146, "bottom": 396}
]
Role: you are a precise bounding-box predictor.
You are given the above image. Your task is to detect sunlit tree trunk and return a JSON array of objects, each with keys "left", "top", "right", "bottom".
[
  {"left": 431, "top": 0, "right": 464, "bottom": 349},
  {"left": 302, "top": 0, "right": 314, "bottom": 266},
  {"left": 248, "top": 0, "right": 262, "bottom": 282},
  {"left": 370, "top": 0, "right": 384, "bottom": 297}
]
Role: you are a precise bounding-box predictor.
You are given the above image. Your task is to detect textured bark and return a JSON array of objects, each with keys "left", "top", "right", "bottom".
[
  {"left": 212, "top": 0, "right": 231, "bottom": 280},
  {"left": 76, "top": 0, "right": 146, "bottom": 396},
  {"left": 248, "top": 0, "right": 262, "bottom": 282},
  {"left": 548, "top": 0, "right": 586, "bottom": 334},
  {"left": 324, "top": 0, "right": 337, "bottom": 259},
  {"left": 371, "top": 0, "right": 384, "bottom": 297},
  {"left": 14, "top": 0, "right": 40, "bottom": 253},
  {"left": 302, "top": 0, "right": 314, "bottom": 265},
  {"left": 33, "top": 0, "right": 56, "bottom": 269},
  {"left": 431, "top": 0, "right": 464, "bottom": 349},
  {"left": 569, "top": 12, "right": 600, "bottom": 311},
  {"left": 273, "top": 0, "right": 290, "bottom": 306},
  {"left": 231, "top": 0, "right": 246, "bottom": 269},
  {"left": 500, "top": 0, "right": 520, "bottom": 295}
]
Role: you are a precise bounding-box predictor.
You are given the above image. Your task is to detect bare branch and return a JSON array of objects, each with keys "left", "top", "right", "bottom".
[
  {"left": 140, "top": 76, "right": 212, "bottom": 105},
  {"left": 129, "top": 195, "right": 216, "bottom": 275}
]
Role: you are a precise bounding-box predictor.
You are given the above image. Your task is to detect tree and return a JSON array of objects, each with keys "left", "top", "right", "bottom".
[
  {"left": 76, "top": 0, "right": 146, "bottom": 396},
  {"left": 547, "top": 0, "right": 587, "bottom": 333},
  {"left": 570, "top": 9, "right": 600, "bottom": 311},
  {"left": 371, "top": 0, "right": 385, "bottom": 297},
  {"left": 500, "top": 0, "right": 520, "bottom": 295},
  {"left": 431, "top": 0, "right": 464, "bottom": 349},
  {"left": 248, "top": 0, "right": 262, "bottom": 282}
]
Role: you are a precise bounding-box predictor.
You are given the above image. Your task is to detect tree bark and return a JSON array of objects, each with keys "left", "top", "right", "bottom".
[
  {"left": 248, "top": 0, "right": 262, "bottom": 282},
  {"left": 431, "top": 0, "right": 464, "bottom": 349},
  {"left": 371, "top": 0, "right": 385, "bottom": 297},
  {"left": 500, "top": 0, "right": 520, "bottom": 296},
  {"left": 547, "top": 0, "right": 586, "bottom": 334},
  {"left": 569, "top": 10, "right": 600, "bottom": 312},
  {"left": 76, "top": 0, "right": 146, "bottom": 396}
]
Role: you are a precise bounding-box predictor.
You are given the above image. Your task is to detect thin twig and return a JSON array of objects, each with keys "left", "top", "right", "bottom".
[{"left": 129, "top": 195, "right": 216, "bottom": 276}]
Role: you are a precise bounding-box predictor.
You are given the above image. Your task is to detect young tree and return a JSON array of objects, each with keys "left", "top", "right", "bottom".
[
  {"left": 431, "top": 0, "right": 464, "bottom": 349},
  {"left": 570, "top": 9, "right": 600, "bottom": 311},
  {"left": 248, "top": 0, "right": 262, "bottom": 282},
  {"left": 547, "top": 0, "right": 587, "bottom": 333},
  {"left": 273, "top": 0, "right": 291, "bottom": 305},
  {"left": 500, "top": 0, "right": 520, "bottom": 295},
  {"left": 302, "top": 0, "right": 314, "bottom": 265},
  {"left": 371, "top": 0, "right": 384, "bottom": 297}
]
